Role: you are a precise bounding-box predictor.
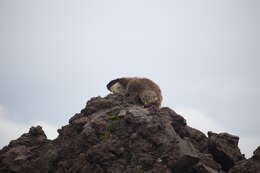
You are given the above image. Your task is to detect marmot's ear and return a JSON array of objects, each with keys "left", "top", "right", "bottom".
[{"left": 107, "top": 79, "right": 120, "bottom": 91}]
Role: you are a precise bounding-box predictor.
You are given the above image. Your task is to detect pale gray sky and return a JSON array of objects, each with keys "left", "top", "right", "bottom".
[{"left": 0, "top": 0, "right": 259, "bottom": 157}]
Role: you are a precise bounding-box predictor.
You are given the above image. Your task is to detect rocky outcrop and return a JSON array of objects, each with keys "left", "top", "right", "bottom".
[
  {"left": 0, "top": 126, "right": 54, "bottom": 173},
  {"left": 228, "top": 146, "right": 260, "bottom": 173},
  {"left": 0, "top": 94, "right": 259, "bottom": 173},
  {"left": 208, "top": 131, "right": 245, "bottom": 171}
]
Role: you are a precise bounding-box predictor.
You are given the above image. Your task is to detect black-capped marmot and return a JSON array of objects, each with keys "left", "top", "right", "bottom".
[{"left": 107, "top": 77, "right": 162, "bottom": 107}]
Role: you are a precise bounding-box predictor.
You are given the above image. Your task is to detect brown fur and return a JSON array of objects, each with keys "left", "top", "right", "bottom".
[{"left": 107, "top": 77, "right": 162, "bottom": 107}]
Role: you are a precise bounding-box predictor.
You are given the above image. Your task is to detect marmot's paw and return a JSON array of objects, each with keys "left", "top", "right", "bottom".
[{"left": 140, "top": 90, "right": 158, "bottom": 106}]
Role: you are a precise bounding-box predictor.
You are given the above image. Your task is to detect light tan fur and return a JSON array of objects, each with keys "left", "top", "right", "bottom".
[
  {"left": 107, "top": 77, "right": 162, "bottom": 107},
  {"left": 110, "top": 82, "right": 126, "bottom": 95}
]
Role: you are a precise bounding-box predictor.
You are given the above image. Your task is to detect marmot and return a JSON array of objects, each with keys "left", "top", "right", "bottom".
[{"left": 107, "top": 77, "right": 162, "bottom": 107}]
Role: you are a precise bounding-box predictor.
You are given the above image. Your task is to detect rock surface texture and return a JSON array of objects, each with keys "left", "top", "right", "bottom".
[{"left": 0, "top": 94, "right": 259, "bottom": 173}]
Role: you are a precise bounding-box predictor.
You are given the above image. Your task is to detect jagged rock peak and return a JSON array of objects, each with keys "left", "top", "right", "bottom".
[{"left": 0, "top": 94, "right": 259, "bottom": 173}]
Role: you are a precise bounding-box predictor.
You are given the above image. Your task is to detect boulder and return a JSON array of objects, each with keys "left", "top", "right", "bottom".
[
  {"left": 228, "top": 146, "right": 260, "bottom": 173},
  {"left": 208, "top": 131, "right": 245, "bottom": 171}
]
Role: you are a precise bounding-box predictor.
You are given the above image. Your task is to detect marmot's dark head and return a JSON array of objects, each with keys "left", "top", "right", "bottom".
[
  {"left": 106, "top": 78, "right": 129, "bottom": 95},
  {"left": 106, "top": 79, "right": 119, "bottom": 91}
]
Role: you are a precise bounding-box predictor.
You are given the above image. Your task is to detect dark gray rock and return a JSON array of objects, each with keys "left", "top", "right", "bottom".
[
  {"left": 208, "top": 131, "right": 245, "bottom": 171},
  {"left": 0, "top": 94, "right": 258, "bottom": 173},
  {"left": 0, "top": 126, "right": 54, "bottom": 173},
  {"left": 228, "top": 146, "right": 260, "bottom": 173}
]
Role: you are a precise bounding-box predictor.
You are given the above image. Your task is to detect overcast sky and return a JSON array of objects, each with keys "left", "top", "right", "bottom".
[{"left": 0, "top": 0, "right": 259, "bottom": 158}]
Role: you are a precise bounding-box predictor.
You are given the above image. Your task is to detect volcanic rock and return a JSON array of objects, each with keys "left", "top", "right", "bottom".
[
  {"left": 0, "top": 126, "right": 54, "bottom": 173},
  {"left": 228, "top": 146, "right": 260, "bottom": 173},
  {"left": 0, "top": 94, "right": 259, "bottom": 173},
  {"left": 208, "top": 131, "right": 245, "bottom": 171}
]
